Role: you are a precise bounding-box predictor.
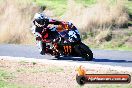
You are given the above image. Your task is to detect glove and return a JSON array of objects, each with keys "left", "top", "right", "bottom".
[{"left": 36, "top": 36, "right": 42, "bottom": 41}]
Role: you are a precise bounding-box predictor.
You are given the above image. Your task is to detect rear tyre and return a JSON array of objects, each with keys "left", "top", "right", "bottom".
[{"left": 74, "top": 43, "right": 93, "bottom": 61}]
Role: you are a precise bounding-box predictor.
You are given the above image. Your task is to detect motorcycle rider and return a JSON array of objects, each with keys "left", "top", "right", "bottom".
[
  {"left": 31, "top": 13, "right": 64, "bottom": 55},
  {"left": 31, "top": 13, "right": 81, "bottom": 55}
]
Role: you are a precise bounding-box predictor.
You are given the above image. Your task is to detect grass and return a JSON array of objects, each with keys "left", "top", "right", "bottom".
[
  {"left": 86, "top": 37, "right": 132, "bottom": 51},
  {"left": 33, "top": 0, "right": 97, "bottom": 16},
  {"left": 19, "top": 60, "right": 29, "bottom": 64},
  {"left": 0, "top": 0, "right": 131, "bottom": 51},
  {"left": 0, "top": 0, "right": 33, "bottom": 44},
  {"left": 100, "top": 43, "right": 132, "bottom": 51},
  {"left": 0, "top": 81, "right": 20, "bottom": 88},
  {"left": 125, "top": 0, "right": 132, "bottom": 15},
  {"left": 0, "top": 60, "right": 132, "bottom": 88},
  {"left": 28, "top": 66, "right": 63, "bottom": 73},
  {"left": 75, "top": 0, "right": 97, "bottom": 7},
  {"left": 87, "top": 42, "right": 132, "bottom": 51},
  {"left": 17, "top": 66, "right": 64, "bottom": 73},
  {"left": 0, "top": 69, "right": 38, "bottom": 88},
  {"left": 32, "top": 62, "right": 37, "bottom": 65},
  {"left": 0, "top": 69, "right": 40, "bottom": 88},
  {"left": 33, "top": 0, "right": 67, "bottom": 16},
  {"left": 32, "top": 0, "right": 131, "bottom": 17},
  {"left": 0, "top": 81, "right": 39, "bottom": 88},
  {"left": 0, "top": 69, "right": 13, "bottom": 81},
  {"left": 17, "top": 61, "right": 64, "bottom": 73}
]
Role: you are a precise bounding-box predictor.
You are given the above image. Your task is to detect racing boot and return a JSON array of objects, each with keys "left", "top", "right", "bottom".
[
  {"left": 40, "top": 50, "right": 45, "bottom": 55},
  {"left": 37, "top": 40, "right": 46, "bottom": 55}
]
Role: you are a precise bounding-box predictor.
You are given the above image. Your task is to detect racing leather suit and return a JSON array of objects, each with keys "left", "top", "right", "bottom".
[{"left": 31, "top": 18, "right": 63, "bottom": 54}]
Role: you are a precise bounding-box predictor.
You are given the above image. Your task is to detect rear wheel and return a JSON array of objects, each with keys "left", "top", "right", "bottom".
[{"left": 74, "top": 43, "right": 93, "bottom": 61}]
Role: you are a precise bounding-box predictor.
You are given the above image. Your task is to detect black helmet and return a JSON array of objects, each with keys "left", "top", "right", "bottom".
[{"left": 33, "top": 13, "right": 46, "bottom": 27}]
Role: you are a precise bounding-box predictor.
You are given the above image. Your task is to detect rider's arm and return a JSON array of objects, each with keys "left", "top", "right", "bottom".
[
  {"left": 48, "top": 18, "right": 63, "bottom": 25},
  {"left": 31, "top": 25, "right": 42, "bottom": 38},
  {"left": 31, "top": 25, "right": 36, "bottom": 35}
]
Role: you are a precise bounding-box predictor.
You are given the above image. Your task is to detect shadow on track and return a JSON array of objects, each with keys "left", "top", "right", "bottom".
[
  {"left": 51, "top": 56, "right": 85, "bottom": 61},
  {"left": 93, "top": 58, "right": 132, "bottom": 63},
  {"left": 51, "top": 57, "right": 132, "bottom": 63}
]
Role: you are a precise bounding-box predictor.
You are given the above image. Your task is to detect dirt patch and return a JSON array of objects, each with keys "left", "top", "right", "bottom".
[{"left": 0, "top": 58, "right": 132, "bottom": 88}]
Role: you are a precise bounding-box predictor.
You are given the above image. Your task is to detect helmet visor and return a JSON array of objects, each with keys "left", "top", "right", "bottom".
[{"left": 35, "top": 19, "right": 45, "bottom": 27}]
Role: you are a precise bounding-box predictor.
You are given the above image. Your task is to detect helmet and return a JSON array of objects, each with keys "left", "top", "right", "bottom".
[
  {"left": 67, "top": 22, "right": 74, "bottom": 29},
  {"left": 33, "top": 13, "right": 46, "bottom": 27}
]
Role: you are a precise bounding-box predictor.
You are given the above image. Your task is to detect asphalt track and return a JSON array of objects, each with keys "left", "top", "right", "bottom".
[{"left": 0, "top": 44, "right": 132, "bottom": 67}]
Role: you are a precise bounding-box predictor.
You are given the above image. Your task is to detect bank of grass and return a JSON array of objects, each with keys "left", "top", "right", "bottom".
[
  {"left": 0, "top": 0, "right": 131, "bottom": 51},
  {"left": 0, "top": 69, "right": 13, "bottom": 81},
  {"left": 33, "top": 0, "right": 67, "bottom": 16},
  {"left": 0, "top": 61, "right": 64, "bottom": 88},
  {"left": 16, "top": 67, "right": 63, "bottom": 73},
  {"left": 125, "top": 0, "right": 132, "bottom": 15},
  {"left": 0, "top": 81, "right": 38, "bottom": 88},
  {"left": 0, "top": 69, "right": 38, "bottom": 88},
  {"left": 74, "top": 0, "right": 97, "bottom": 7},
  {"left": 0, "top": 0, "right": 35, "bottom": 44},
  {"left": 83, "top": 28, "right": 132, "bottom": 51},
  {"left": 0, "top": 81, "right": 20, "bottom": 88},
  {"left": 88, "top": 43, "right": 132, "bottom": 51},
  {"left": 33, "top": 0, "right": 97, "bottom": 16},
  {"left": 0, "top": 59, "right": 132, "bottom": 88},
  {"left": 17, "top": 61, "right": 64, "bottom": 73}
]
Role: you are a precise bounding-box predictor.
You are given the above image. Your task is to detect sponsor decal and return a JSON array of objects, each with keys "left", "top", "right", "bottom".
[{"left": 76, "top": 66, "right": 131, "bottom": 85}]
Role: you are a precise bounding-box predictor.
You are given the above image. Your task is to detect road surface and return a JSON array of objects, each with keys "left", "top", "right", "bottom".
[{"left": 0, "top": 44, "right": 132, "bottom": 67}]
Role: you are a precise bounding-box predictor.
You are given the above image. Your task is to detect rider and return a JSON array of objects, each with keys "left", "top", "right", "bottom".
[
  {"left": 31, "top": 13, "right": 81, "bottom": 55},
  {"left": 31, "top": 13, "right": 63, "bottom": 55}
]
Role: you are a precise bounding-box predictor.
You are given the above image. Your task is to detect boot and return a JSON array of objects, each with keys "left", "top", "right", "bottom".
[{"left": 40, "top": 50, "right": 45, "bottom": 55}]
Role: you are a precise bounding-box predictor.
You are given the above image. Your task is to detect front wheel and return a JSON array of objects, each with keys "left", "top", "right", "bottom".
[{"left": 74, "top": 43, "right": 93, "bottom": 61}]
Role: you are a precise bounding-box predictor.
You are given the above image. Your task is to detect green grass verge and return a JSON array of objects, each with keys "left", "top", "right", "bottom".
[
  {"left": 17, "top": 67, "right": 64, "bottom": 73},
  {"left": 32, "top": 0, "right": 132, "bottom": 16},
  {"left": 89, "top": 44, "right": 132, "bottom": 51},
  {"left": 33, "top": 0, "right": 67, "bottom": 16},
  {"left": 0, "top": 69, "right": 16, "bottom": 88},
  {"left": 75, "top": 0, "right": 97, "bottom": 7},
  {"left": 17, "top": 62, "right": 64, "bottom": 73},
  {"left": 0, "top": 81, "right": 39, "bottom": 88},
  {"left": 0, "top": 69, "right": 39, "bottom": 88},
  {"left": 125, "top": 0, "right": 132, "bottom": 15}
]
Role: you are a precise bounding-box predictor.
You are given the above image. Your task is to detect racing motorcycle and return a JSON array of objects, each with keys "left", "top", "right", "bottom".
[{"left": 41, "top": 25, "right": 93, "bottom": 61}]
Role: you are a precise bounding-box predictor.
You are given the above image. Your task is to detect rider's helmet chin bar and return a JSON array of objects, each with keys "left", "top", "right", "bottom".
[{"left": 35, "top": 21, "right": 44, "bottom": 27}]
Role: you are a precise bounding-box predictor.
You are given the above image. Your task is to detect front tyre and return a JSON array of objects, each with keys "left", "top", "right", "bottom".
[{"left": 74, "top": 43, "right": 93, "bottom": 61}]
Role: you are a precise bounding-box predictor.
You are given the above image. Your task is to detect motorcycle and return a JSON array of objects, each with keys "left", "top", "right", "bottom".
[{"left": 41, "top": 25, "right": 93, "bottom": 61}]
